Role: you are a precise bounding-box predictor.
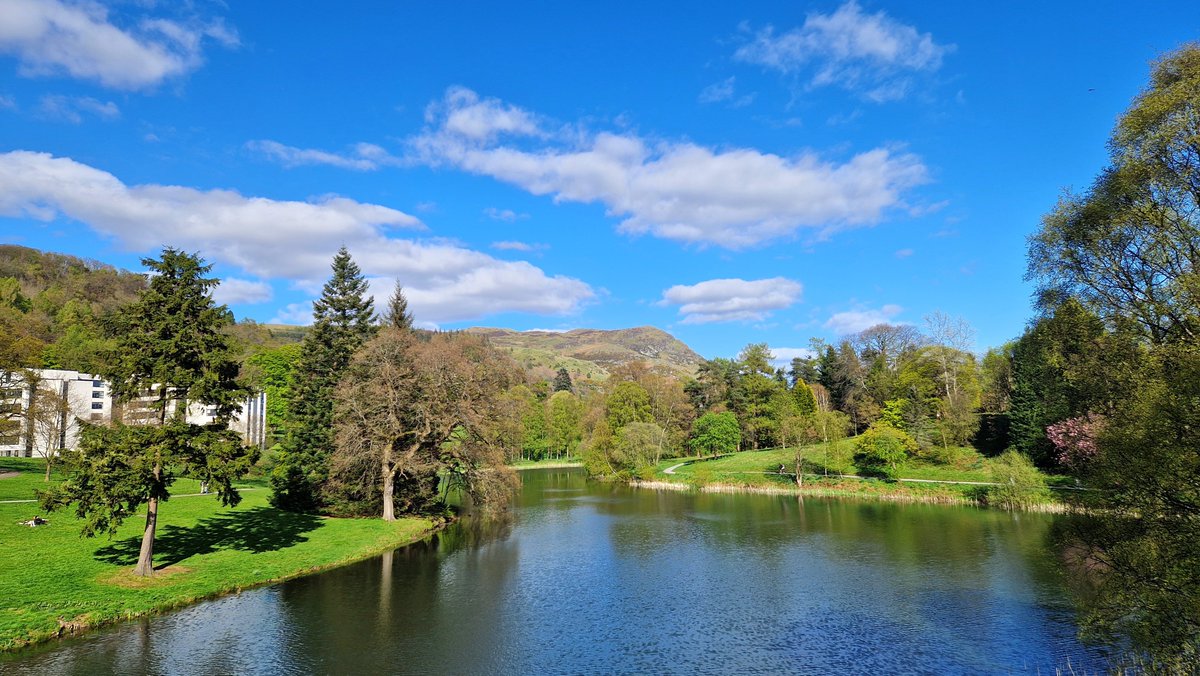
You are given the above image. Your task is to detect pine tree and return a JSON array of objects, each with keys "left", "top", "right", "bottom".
[
  {"left": 381, "top": 281, "right": 414, "bottom": 330},
  {"left": 40, "top": 248, "right": 255, "bottom": 577},
  {"left": 552, "top": 367, "right": 573, "bottom": 393},
  {"left": 271, "top": 247, "right": 376, "bottom": 511}
]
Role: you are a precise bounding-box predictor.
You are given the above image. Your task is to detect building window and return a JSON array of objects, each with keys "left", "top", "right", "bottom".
[
  {"left": 91, "top": 402, "right": 104, "bottom": 410},
  {"left": 93, "top": 380, "right": 103, "bottom": 388},
  {"left": 92, "top": 391, "right": 104, "bottom": 399}
]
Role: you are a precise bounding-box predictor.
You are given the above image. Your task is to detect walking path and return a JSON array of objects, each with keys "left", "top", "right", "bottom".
[{"left": 1, "top": 487, "right": 263, "bottom": 505}]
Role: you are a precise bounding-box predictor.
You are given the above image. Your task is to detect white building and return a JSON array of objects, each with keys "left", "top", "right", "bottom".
[{"left": 0, "top": 369, "right": 266, "bottom": 458}]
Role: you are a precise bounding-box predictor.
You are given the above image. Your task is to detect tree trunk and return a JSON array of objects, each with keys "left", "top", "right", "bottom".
[
  {"left": 134, "top": 495, "right": 158, "bottom": 576},
  {"left": 381, "top": 459, "right": 396, "bottom": 522}
]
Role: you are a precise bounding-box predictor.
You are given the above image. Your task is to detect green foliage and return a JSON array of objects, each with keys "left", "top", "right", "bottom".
[
  {"left": 853, "top": 423, "right": 918, "bottom": 479},
  {"left": 1007, "top": 299, "right": 1131, "bottom": 465},
  {"left": 613, "top": 421, "right": 667, "bottom": 473},
  {"left": 40, "top": 421, "right": 255, "bottom": 535},
  {"left": 105, "top": 248, "right": 247, "bottom": 418},
  {"left": 244, "top": 343, "right": 303, "bottom": 441},
  {"left": 552, "top": 366, "right": 574, "bottom": 393},
  {"left": 545, "top": 390, "right": 584, "bottom": 458},
  {"left": 1022, "top": 46, "right": 1200, "bottom": 664},
  {"left": 381, "top": 281, "right": 413, "bottom": 330},
  {"left": 39, "top": 248, "right": 256, "bottom": 575},
  {"left": 690, "top": 411, "right": 741, "bottom": 455},
  {"left": 271, "top": 247, "right": 376, "bottom": 512},
  {"left": 792, "top": 379, "right": 817, "bottom": 414},
  {"left": 605, "top": 381, "right": 652, "bottom": 430},
  {"left": 984, "top": 451, "right": 1050, "bottom": 509}
]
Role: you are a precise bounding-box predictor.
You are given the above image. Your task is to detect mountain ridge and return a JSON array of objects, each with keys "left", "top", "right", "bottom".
[{"left": 463, "top": 325, "right": 703, "bottom": 380}]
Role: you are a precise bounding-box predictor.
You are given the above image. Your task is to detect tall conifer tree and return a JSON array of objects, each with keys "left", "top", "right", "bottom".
[
  {"left": 40, "top": 248, "right": 255, "bottom": 577},
  {"left": 271, "top": 247, "right": 376, "bottom": 511},
  {"left": 381, "top": 281, "right": 414, "bottom": 330}
]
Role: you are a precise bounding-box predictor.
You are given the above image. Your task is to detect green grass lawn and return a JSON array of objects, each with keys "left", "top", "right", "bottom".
[
  {"left": 654, "top": 441, "right": 1071, "bottom": 496},
  {"left": 0, "top": 457, "right": 436, "bottom": 651},
  {"left": 508, "top": 457, "right": 583, "bottom": 470}
]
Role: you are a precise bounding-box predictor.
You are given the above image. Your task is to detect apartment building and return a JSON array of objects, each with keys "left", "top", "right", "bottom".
[{"left": 0, "top": 369, "right": 266, "bottom": 458}]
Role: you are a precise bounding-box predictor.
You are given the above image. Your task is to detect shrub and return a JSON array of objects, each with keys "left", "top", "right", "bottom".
[
  {"left": 986, "top": 450, "right": 1051, "bottom": 509},
  {"left": 853, "top": 423, "right": 918, "bottom": 479}
]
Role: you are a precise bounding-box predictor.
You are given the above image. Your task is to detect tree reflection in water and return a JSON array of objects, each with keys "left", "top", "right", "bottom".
[{"left": 1055, "top": 515, "right": 1200, "bottom": 670}]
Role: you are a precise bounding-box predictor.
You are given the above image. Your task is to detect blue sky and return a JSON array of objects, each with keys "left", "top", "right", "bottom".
[{"left": 0, "top": 1, "right": 1196, "bottom": 361}]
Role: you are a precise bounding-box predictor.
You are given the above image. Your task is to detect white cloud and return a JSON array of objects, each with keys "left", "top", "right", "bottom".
[
  {"left": 770, "top": 346, "right": 816, "bottom": 367},
  {"left": 409, "top": 87, "right": 928, "bottom": 249},
  {"left": 660, "top": 277, "right": 802, "bottom": 324},
  {"left": 39, "top": 94, "right": 119, "bottom": 123},
  {"left": 735, "top": 1, "right": 952, "bottom": 102},
  {"left": 894, "top": 248, "right": 913, "bottom": 258},
  {"left": 247, "top": 140, "right": 401, "bottom": 171},
  {"left": 269, "top": 301, "right": 313, "bottom": 325},
  {"left": 0, "top": 0, "right": 237, "bottom": 89},
  {"left": 491, "top": 240, "right": 538, "bottom": 251},
  {"left": 699, "top": 77, "right": 736, "bottom": 104},
  {"left": 0, "top": 95, "right": 15, "bottom": 110},
  {"left": 213, "top": 277, "right": 273, "bottom": 305},
  {"left": 699, "top": 77, "right": 755, "bottom": 108},
  {"left": 824, "top": 303, "right": 905, "bottom": 334},
  {"left": 426, "top": 86, "right": 543, "bottom": 141},
  {"left": 483, "top": 207, "right": 528, "bottom": 222},
  {"left": 0, "top": 151, "right": 595, "bottom": 324}
]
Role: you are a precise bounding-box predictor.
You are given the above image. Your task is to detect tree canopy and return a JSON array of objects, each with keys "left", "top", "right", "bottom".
[{"left": 40, "top": 248, "right": 255, "bottom": 577}]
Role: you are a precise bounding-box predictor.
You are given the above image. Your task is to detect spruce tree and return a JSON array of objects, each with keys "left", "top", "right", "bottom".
[
  {"left": 271, "top": 247, "right": 376, "bottom": 511},
  {"left": 381, "top": 281, "right": 414, "bottom": 330},
  {"left": 40, "top": 248, "right": 255, "bottom": 577},
  {"left": 552, "top": 367, "right": 573, "bottom": 393}
]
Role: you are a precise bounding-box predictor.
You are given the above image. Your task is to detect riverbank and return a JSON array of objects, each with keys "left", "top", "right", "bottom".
[
  {"left": 635, "top": 477, "right": 1071, "bottom": 512},
  {"left": 509, "top": 459, "right": 583, "bottom": 470},
  {"left": 0, "top": 459, "right": 439, "bottom": 652},
  {"left": 642, "top": 444, "right": 1071, "bottom": 512}
]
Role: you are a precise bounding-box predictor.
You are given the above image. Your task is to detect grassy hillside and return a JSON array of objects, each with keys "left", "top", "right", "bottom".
[{"left": 465, "top": 326, "right": 704, "bottom": 380}]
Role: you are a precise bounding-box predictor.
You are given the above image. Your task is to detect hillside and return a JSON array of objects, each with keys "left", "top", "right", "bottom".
[{"left": 464, "top": 326, "right": 704, "bottom": 380}]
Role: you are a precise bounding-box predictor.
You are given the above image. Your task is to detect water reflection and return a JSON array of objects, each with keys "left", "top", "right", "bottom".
[
  {"left": 1053, "top": 513, "right": 1200, "bottom": 669},
  {"left": 3, "top": 469, "right": 1114, "bottom": 674}
]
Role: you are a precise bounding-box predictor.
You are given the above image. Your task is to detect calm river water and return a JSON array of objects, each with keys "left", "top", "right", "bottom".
[{"left": 3, "top": 469, "right": 1109, "bottom": 674}]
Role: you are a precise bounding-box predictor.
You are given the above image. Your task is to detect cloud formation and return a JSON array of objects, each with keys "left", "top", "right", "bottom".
[
  {"left": 824, "top": 303, "right": 905, "bottom": 334},
  {"left": 735, "top": 1, "right": 952, "bottom": 102},
  {"left": 769, "top": 346, "right": 816, "bottom": 367},
  {"left": 0, "top": 0, "right": 237, "bottom": 89},
  {"left": 409, "top": 87, "right": 927, "bottom": 249},
  {"left": 213, "top": 278, "right": 273, "bottom": 305},
  {"left": 39, "top": 94, "right": 119, "bottom": 123},
  {"left": 660, "top": 277, "right": 802, "bottom": 324},
  {"left": 483, "top": 207, "right": 528, "bottom": 222},
  {"left": 0, "top": 151, "right": 594, "bottom": 324},
  {"left": 246, "top": 140, "right": 399, "bottom": 171}
]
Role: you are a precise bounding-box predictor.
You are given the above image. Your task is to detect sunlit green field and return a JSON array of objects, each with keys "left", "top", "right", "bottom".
[{"left": 0, "top": 457, "right": 435, "bottom": 651}]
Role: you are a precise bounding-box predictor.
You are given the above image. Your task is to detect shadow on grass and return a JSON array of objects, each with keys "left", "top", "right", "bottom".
[{"left": 94, "top": 507, "right": 324, "bottom": 569}]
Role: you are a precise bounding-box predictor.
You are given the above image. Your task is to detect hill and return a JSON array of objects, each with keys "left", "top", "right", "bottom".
[{"left": 463, "top": 326, "right": 704, "bottom": 381}]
